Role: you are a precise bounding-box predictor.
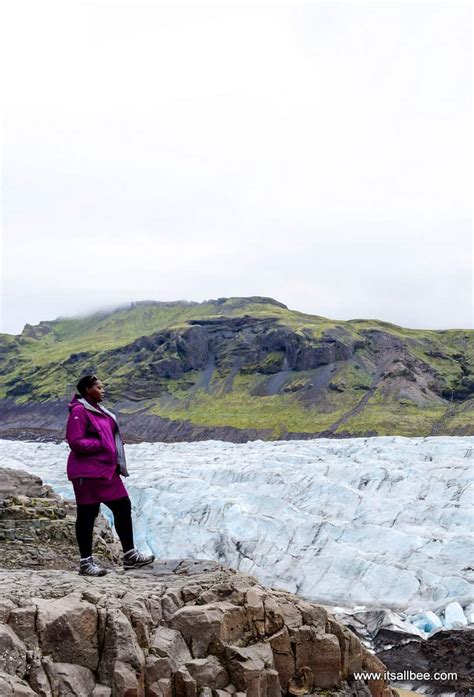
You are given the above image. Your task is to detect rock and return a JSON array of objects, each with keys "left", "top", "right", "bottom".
[
  {"left": 145, "top": 654, "right": 173, "bottom": 696},
  {"left": 7, "top": 607, "right": 38, "bottom": 647},
  {"left": 149, "top": 627, "right": 191, "bottom": 666},
  {"left": 146, "top": 677, "right": 172, "bottom": 697},
  {"left": 170, "top": 602, "right": 252, "bottom": 657},
  {"left": 268, "top": 627, "right": 294, "bottom": 692},
  {"left": 161, "top": 590, "right": 184, "bottom": 619},
  {"left": 0, "top": 467, "right": 120, "bottom": 571},
  {"left": 0, "top": 669, "right": 36, "bottom": 696},
  {"left": 277, "top": 602, "right": 302, "bottom": 629},
  {"left": 262, "top": 596, "right": 284, "bottom": 636},
  {"left": 174, "top": 667, "right": 197, "bottom": 697},
  {"left": 288, "top": 666, "right": 313, "bottom": 695},
  {"left": 296, "top": 601, "right": 327, "bottom": 630},
  {"left": 97, "top": 608, "right": 145, "bottom": 687},
  {"left": 0, "top": 599, "right": 15, "bottom": 623},
  {"left": 328, "top": 617, "right": 363, "bottom": 678},
  {"left": 185, "top": 656, "right": 230, "bottom": 689},
  {"left": 28, "top": 661, "right": 52, "bottom": 697},
  {"left": 0, "top": 468, "right": 53, "bottom": 502},
  {"left": 0, "top": 561, "right": 395, "bottom": 697},
  {"left": 112, "top": 660, "right": 143, "bottom": 697},
  {"left": 0, "top": 624, "right": 27, "bottom": 677},
  {"left": 362, "top": 651, "right": 391, "bottom": 697},
  {"left": 265, "top": 669, "right": 281, "bottom": 697},
  {"left": 35, "top": 593, "right": 98, "bottom": 670},
  {"left": 42, "top": 659, "right": 96, "bottom": 696},
  {"left": 292, "top": 626, "right": 341, "bottom": 688},
  {"left": 120, "top": 599, "right": 152, "bottom": 648},
  {"left": 91, "top": 686, "right": 112, "bottom": 697},
  {"left": 226, "top": 643, "right": 274, "bottom": 696}
]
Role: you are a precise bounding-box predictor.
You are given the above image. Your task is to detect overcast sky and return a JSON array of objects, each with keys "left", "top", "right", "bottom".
[{"left": 0, "top": 1, "right": 472, "bottom": 334}]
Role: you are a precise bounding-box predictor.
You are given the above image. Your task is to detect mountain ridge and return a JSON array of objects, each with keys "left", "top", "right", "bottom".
[{"left": 0, "top": 297, "right": 473, "bottom": 441}]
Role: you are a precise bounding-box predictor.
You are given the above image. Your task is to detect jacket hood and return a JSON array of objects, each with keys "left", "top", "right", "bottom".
[
  {"left": 68, "top": 394, "right": 83, "bottom": 411},
  {"left": 68, "top": 393, "right": 117, "bottom": 421},
  {"left": 68, "top": 394, "right": 105, "bottom": 415}
]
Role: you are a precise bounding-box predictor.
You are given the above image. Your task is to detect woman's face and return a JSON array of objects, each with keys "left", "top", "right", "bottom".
[{"left": 85, "top": 379, "right": 105, "bottom": 403}]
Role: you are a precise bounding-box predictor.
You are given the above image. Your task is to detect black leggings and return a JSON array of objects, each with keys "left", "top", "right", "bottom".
[{"left": 75, "top": 496, "right": 134, "bottom": 558}]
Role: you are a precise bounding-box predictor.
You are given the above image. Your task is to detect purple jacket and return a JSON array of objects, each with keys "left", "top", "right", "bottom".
[{"left": 66, "top": 395, "right": 129, "bottom": 480}]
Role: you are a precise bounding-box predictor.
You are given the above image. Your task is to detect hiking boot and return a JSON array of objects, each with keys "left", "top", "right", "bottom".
[
  {"left": 79, "top": 556, "right": 108, "bottom": 576},
  {"left": 123, "top": 548, "right": 155, "bottom": 570}
]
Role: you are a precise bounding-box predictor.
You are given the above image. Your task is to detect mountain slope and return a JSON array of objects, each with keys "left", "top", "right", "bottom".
[{"left": 0, "top": 297, "right": 473, "bottom": 440}]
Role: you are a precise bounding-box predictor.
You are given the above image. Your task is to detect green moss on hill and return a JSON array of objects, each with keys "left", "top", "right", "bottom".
[{"left": 0, "top": 297, "right": 473, "bottom": 438}]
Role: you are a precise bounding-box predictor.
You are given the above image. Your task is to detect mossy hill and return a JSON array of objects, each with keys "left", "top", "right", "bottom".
[{"left": 0, "top": 297, "right": 473, "bottom": 441}]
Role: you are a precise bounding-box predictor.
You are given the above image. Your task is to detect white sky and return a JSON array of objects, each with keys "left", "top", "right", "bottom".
[{"left": 0, "top": 1, "right": 472, "bottom": 334}]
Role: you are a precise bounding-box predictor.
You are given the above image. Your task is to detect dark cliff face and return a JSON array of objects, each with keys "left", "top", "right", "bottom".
[
  {"left": 110, "top": 318, "right": 361, "bottom": 383},
  {"left": 0, "top": 297, "right": 473, "bottom": 441}
]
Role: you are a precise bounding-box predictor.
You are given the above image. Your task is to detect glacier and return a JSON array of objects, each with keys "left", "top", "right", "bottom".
[{"left": 0, "top": 435, "right": 472, "bottom": 609}]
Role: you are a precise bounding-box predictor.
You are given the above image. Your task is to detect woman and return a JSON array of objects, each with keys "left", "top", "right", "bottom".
[{"left": 66, "top": 374, "right": 154, "bottom": 576}]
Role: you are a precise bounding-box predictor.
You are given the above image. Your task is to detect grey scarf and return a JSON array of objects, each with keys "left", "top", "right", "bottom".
[{"left": 77, "top": 397, "right": 130, "bottom": 477}]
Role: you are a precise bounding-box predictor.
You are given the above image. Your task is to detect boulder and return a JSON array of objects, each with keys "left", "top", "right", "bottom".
[
  {"left": 328, "top": 617, "right": 363, "bottom": 678},
  {"left": 98, "top": 607, "right": 145, "bottom": 687},
  {"left": 170, "top": 602, "right": 252, "bottom": 657},
  {"left": 268, "top": 627, "right": 294, "bottom": 692},
  {"left": 185, "top": 656, "right": 230, "bottom": 689},
  {"left": 145, "top": 655, "right": 173, "bottom": 696},
  {"left": 112, "top": 660, "right": 143, "bottom": 697},
  {"left": 161, "top": 590, "right": 184, "bottom": 620},
  {"left": 35, "top": 593, "right": 98, "bottom": 670},
  {"left": 149, "top": 626, "right": 192, "bottom": 666},
  {"left": 42, "top": 659, "right": 96, "bottom": 696},
  {"left": 7, "top": 607, "right": 38, "bottom": 647},
  {"left": 226, "top": 643, "right": 274, "bottom": 696},
  {"left": 174, "top": 667, "right": 197, "bottom": 697},
  {"left": 292, "top": 625, "right": 341, "bottom": 688},
  {"left": 362, "top": 651, "right": 391, "bottom": 697}
]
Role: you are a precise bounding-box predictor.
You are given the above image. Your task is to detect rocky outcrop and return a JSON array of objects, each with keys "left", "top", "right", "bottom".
[
  {"left": 21, "top": 323, "right": 53, "bottom": 340},
  {"left": 0, "top": 467, "right": 121, "bottom": 570},
  {"left": 0, "top": 563, "right": 396, "bottom": 697},
  {"left": 0, "top": 467, "right": 396, "bottom": 697}
]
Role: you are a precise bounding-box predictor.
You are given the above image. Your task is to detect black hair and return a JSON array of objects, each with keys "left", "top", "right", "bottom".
[{"left": 76, "top": 375, "right": 99, "bottom": 397}]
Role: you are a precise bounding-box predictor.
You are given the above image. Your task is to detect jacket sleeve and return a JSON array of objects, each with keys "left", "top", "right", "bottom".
[{"left": 66, "top": 407, "right": 103, "bottom": 455}]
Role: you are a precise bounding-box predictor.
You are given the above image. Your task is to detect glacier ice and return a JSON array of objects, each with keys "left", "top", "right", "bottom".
[
  {"left": 410, "top": 610, "right": 443, "bottom": 633},
  {"left": 0, "top": 435, "right": 472, "bottom": 608},
  {"left": 443, "top": 601, "right": 468, "bottom": 628}
]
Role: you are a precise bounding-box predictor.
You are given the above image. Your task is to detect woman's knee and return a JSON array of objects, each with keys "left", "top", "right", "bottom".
[
  {"left": 107, "top": 496, "right": 132, "bottom": 517},
  {"left": 76, "top": 503, "right": 100, "bottom": 522}
]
